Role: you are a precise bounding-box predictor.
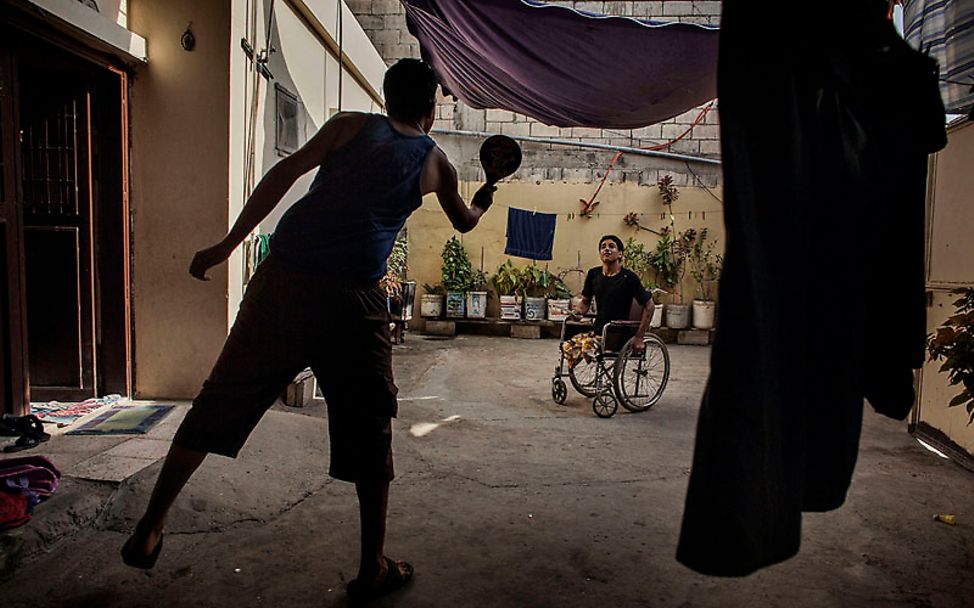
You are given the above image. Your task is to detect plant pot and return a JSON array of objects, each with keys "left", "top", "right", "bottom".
[
  {"left": 445, "top": 291, "right": 465, "bottom": 318},
  {"left": 524, "top": 297, "right": 546, "bottom": 321},
  {"left": 466, "top": 291, "right": 488, "bottom": 318},
  {"left": 420, "top": 294, "right": 443, "bottom": 318},
  {"left": 665, "top": 303, "right": 690, "bottom": 329},
  {"left": 547, "top": 299, "right": 571, "bottom": 322},
  {"left": 650, "top": 303, "right": 664, "bottom": 328},
  {"left": 499, "top": 295, "right": 522, "bottom": 320},
  {"left": 692, "top": 299, "right": 716, "bottom": 330}
]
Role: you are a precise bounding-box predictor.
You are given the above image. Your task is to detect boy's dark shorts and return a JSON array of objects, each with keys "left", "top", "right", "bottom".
[{"left": 173, "top": 256, "right": 398, "bottom": 483}]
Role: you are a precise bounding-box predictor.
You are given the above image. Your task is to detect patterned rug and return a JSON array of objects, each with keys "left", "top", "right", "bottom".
[
  {"left": 65, "top": 405, "right": 174, "bottom": 436},
  {"left": 31, "top": 395, "right": 122, "bottom": 427}
]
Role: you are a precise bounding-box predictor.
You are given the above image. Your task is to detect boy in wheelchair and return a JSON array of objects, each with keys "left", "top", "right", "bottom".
[
  {"left": 565, "top": 234, "right": 654, "bottom": 363},
  {"left": 553, "top": 235, "right": 667, "bottom": 417}
]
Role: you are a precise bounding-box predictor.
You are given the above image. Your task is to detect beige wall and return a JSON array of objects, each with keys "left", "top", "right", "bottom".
[
  {"left": 917, "top": 120, "right": 974, "bottom": 455},
  {"left": 919, "top": 290, "right": 974, "bottom": 455},
  {"left": 128, "top": 0, "right": 233, "bottom": 398},
  {"left": 128, "top": 0, "right": 384, "bottom": 397},
  {"left": 407, "top": 177, "right": 725, "bottom": 316}
]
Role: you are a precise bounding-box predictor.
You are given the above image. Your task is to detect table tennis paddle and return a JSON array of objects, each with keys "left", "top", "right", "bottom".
[{"left": 480, "top": 135, "right": 522, "bottom": 185}]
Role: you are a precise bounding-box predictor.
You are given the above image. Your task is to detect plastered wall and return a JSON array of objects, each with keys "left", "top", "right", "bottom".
[
  {"left": 128, "top": 0, "right": 384, "bottom": 397},
  {"left": 918, "top": 120, "right": 974, "bottom": 455},
  {"left": 406, "top": 174, "right": 725, "bottom": 317},
  {"left": 128, "top": 0, "right": 233, "bottom": 398}
]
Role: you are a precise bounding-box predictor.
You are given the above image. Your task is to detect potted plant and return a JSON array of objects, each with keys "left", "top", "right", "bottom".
[
  {"left": 648, "top": 227, "right": 690, "bottom": 328},
  {"left": 420, "top": 283, "right": 445, "bottom": 318},
  {"left": 522, "top": 262, "right": 552, "bottom": 321},
  {"left": 382, "top": 232, "right": 415, "bottom": 330},
  {"left": 546, "top": 273, "right": 573, "bottom": 322},
  {"left": 926, "top": 288, "right": 974, "bottom": 424},
  {"left": 466, "top": 269, "right": 489, "bottom": 319},
  {"left": 623, "top": 237, "right": 662, "bottom": 327},
  {"left": 492, "top": 260, "right": 523, "bottom": 320},
  {"left": 686, "top": 228, "right": 723, "bottom": 330},
  {"left": 441, "top": 236, "right": 473, "bottom": 319}
]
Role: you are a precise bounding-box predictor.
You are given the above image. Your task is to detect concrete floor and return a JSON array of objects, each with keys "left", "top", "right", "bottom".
[{"left": 0, "top": 335, "right": 971, "bottom": 607}]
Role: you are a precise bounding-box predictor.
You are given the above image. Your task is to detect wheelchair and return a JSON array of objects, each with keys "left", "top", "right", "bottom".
[{"left": 551, "top": 316, "right": 670, "bottom": 418}]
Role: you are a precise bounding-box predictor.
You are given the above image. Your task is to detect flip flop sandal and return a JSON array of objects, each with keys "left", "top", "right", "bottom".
[
  {"left": 22, "top": 415, "right": 51, "bottom": 443},
  {"left": 1, "top": 414, "right": 50, "bottom": 443},
  {"left": 121, "top": 532, "right": 164, "bottom": 569},
  {"left": 2, "top": 434, "right": 40, "bottom": 453},
  {"left": 346, "top": 557, "right": 414, "bottom": 605}
]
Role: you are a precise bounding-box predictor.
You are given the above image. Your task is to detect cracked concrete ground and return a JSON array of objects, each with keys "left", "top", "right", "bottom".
[{"left": 0, "top": 335, "right": 972, "bottom": 607}]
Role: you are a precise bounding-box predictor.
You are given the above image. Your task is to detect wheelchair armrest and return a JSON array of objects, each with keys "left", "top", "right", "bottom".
[{"left": 600, "top": 320, "right": 641, "bottom": 347}]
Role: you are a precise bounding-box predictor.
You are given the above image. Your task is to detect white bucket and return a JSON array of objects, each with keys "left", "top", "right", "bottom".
[
  {"left": 650, "top": 303, "right": 664, "bottom": 328},
  {"left": 692, "top": 300, "right": 716, "bottom": 330},
  {"left": 466, "top": 291, "right": 488, "bottom": 318},
  {"left": 499, "top": 295, "right": 522, "bottom": 320},
  {"left": 420, "top": 294, "right": 443, "bottom": 318},
  {"left": 547, "top": 299, "right": 571, "bottom": 322},
  {"left": 524, "top": 297, "right": 546, "bottom": 321},
  {"left": 665, "top": 303, "right": 690, "bottom": 329}
]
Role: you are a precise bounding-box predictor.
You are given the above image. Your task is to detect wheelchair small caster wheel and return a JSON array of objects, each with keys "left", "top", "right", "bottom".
[
  {"left": 593, "top": 392, "right": 617, "bottom": 418},
  {"left": 552, "top": 378, "right": 568, "bottom": 405}
]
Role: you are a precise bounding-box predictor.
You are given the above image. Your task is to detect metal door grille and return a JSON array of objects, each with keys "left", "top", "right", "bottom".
[{"left": 21, "top": 98, "right": 78, "bottom": 216}]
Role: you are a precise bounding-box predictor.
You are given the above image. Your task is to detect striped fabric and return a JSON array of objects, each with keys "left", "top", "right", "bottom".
[{"left": 904, "top": 0, "right": 974, "bottom": 113}]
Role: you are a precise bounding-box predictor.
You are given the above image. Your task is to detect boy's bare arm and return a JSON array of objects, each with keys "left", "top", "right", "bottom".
[
  {"left": 421, "top": 146, "right": 494, "bottom": 233},
  {"left": 190, "top": 112, "right": 367, "bottom": 280}
]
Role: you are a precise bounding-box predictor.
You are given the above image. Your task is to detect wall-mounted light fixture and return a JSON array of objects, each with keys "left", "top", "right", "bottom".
[{"left": 180, "top": 22, "right": 195, "bottom": 51}]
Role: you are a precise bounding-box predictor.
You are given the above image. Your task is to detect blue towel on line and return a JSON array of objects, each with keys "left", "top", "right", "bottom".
[{"left": 505, "top": 207, "right": 557, "bottom": 261}]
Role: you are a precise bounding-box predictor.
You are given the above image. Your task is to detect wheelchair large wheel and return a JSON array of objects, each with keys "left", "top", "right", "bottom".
[
  {"left": 592, "top": 391, "right": 618, "bottom": 418},
  {"left": 568, "top": 357, "right": 600, "bottom": 397},
  {"left": 551, "top": 378, "right": 568, "bottom": 405},
  {"left": 614, "top": 334, "right": 670, "bottom": 412}
]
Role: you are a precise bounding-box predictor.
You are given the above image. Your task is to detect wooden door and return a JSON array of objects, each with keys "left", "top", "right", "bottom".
[
  {"left": 0, "top": 47, "right": 28, "bottom": 415},
  {"left": 19, "top": 54, "right": 97, "bottom": 402}
]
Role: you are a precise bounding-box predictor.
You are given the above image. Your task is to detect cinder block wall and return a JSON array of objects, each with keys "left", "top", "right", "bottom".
[{"left": 346, "top": 0, "right": 722, "bottom": 188}]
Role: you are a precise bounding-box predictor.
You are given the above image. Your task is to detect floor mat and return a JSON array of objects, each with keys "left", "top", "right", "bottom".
[
  {"left": 31, "top": 395, "right": 122, "bottom": 427},
  {"left": 65, "top": 405, "right": 174, "bottom": 436}
]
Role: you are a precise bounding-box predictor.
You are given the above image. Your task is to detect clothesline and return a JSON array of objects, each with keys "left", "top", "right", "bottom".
[{"left": 491, "top": 201, "right": 725, "bottom": 219}]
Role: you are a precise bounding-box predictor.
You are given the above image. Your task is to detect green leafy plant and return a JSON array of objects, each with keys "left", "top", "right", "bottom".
[
  {"left": 622, "top": 237, "right": 653, "bottom": 283},
  {"left": 470, "top": 269, "right": 489, "bottom": 291},
  {"left": 647, "top": 227, "right": 685, "bottom": 300},
  {"left": 685, "top": 228, "right": 723, "bottom": 301},
  {"left": 522, "top": 262, "right": 553, "bottom": 298},
  {"left": 421, "top": 283, "right": 446, "bottom": 295},
  {"left": 441, "top": 236, "right": 474, "bottom": 292},
  {"left": 926, "top": 288, "right": 974, "bottom": 424},
  {"left": 380, "top": 232, "right": 409, "bottom": 297},
  {"left": 549, "top": 275, "right": 573, "bottom": 300},
  {"left": 492, "top": 260, "right": 522, "bottom": 296}
]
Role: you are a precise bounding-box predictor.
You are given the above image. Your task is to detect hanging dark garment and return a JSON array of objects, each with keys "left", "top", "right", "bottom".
[
  {"left": 402, "top": 0, "right": 718, "bottom": 128},
  {"left": 505, "top": 207, "right": 557, "bottom": 261},
  {"left": 676, "top": 1, "right": 947, "bottom": 577}
]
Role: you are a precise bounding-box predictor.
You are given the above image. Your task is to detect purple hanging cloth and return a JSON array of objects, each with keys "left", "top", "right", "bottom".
[{"left": 402, "top": 0, "right": 718, "bottom": 129}]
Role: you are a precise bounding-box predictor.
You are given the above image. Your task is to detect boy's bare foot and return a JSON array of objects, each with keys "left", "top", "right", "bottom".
[{"left": 347, "top": 557, "right": 413, "bottom": 604}]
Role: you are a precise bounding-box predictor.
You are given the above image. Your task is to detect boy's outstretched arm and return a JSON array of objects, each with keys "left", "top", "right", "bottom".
[
  {"left": 190, "top": 112, "right": 368, "bottom": 280},
  {"left": 421, "top": 146, "right": 494, "bottom": 234}
]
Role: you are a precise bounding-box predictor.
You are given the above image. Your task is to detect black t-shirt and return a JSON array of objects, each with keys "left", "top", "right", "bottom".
[{"left": 582, "top": 267, "right": 651, "bottom": 331}]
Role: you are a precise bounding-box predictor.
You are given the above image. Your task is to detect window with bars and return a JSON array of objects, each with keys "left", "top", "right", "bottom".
[{"left": 21, "top": 98, "right": 79, "bottom": 216}]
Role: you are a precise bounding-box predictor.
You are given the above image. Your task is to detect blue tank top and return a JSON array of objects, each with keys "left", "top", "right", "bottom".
[{"left": 269, "top": 114, "right": 436, "bottom": 280}]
